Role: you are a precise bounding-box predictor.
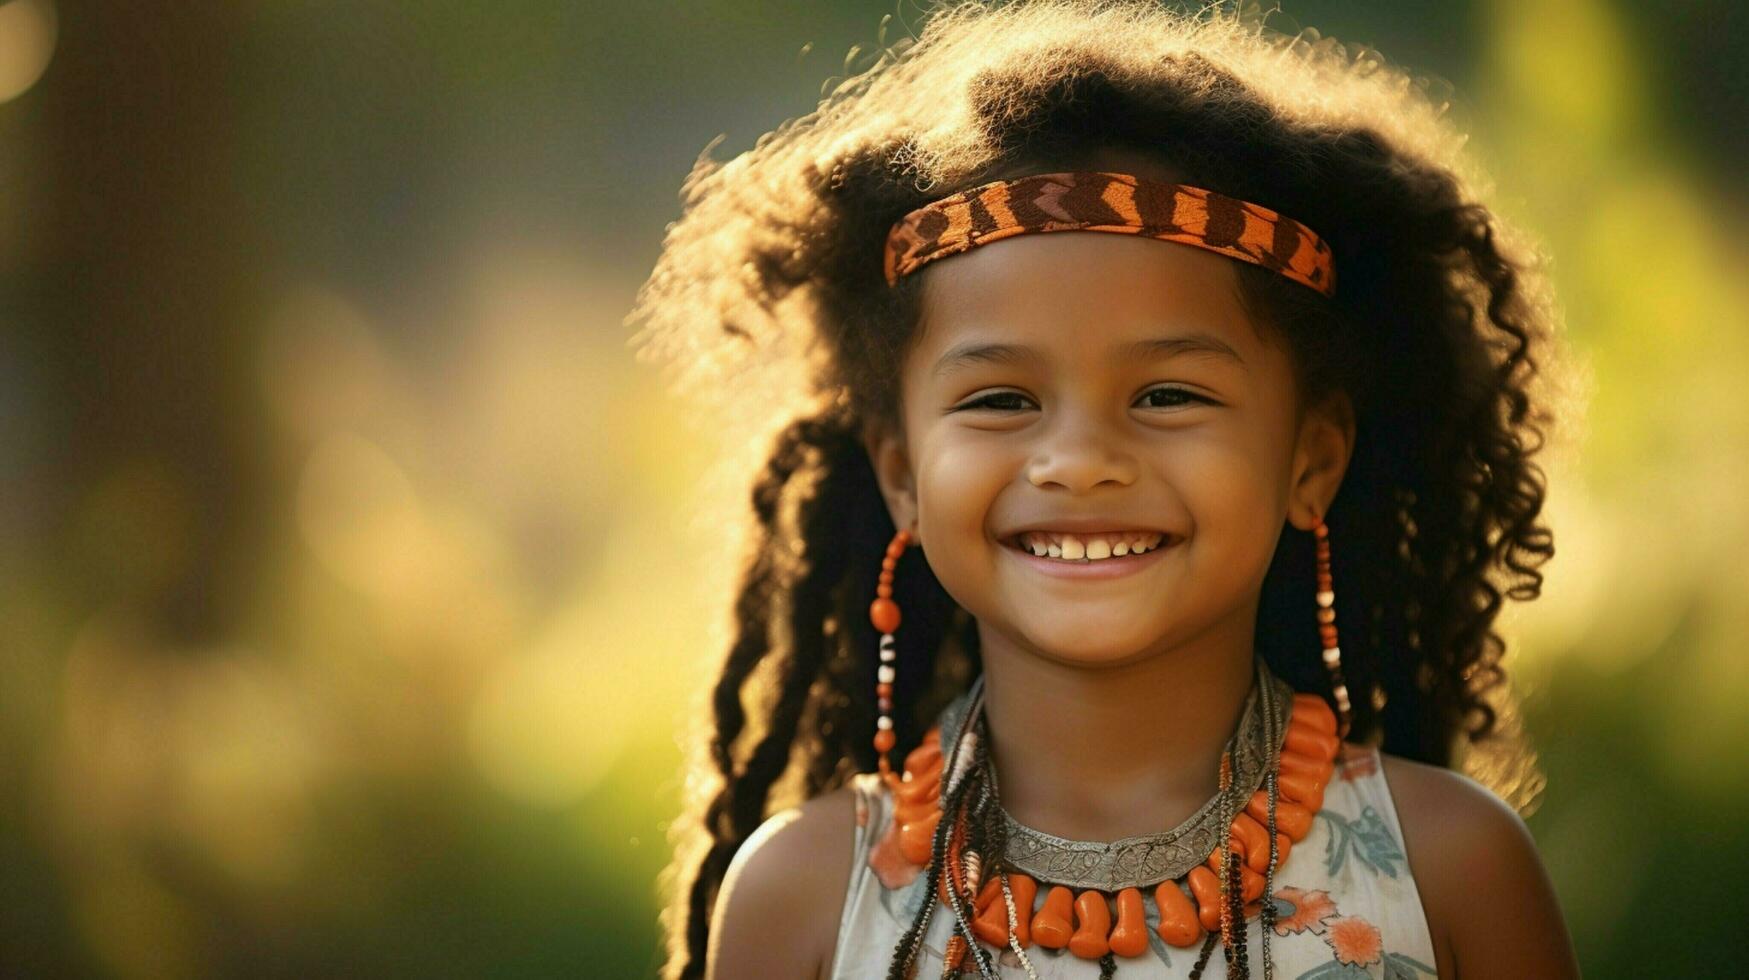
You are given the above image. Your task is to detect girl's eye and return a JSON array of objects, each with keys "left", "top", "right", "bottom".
[
  {"left": 1136, "top": 385, "right": 1212, "bottom": 409},
  {"left": 954, "top": 390, "right": 1034, "bottom": 412}
]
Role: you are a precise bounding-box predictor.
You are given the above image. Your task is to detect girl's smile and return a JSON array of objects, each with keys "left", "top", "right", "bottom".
[{"left": 997, "top": 528, "right": 1177, "bottom": 580}]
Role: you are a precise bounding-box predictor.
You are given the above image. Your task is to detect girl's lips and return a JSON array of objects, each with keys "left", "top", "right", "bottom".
[{"left": 999, "top": 536, "right": 1175, "bottom": 579}]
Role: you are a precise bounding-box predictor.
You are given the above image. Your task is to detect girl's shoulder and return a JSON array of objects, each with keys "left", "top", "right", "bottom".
[
  {"left": 1376, "top": 749, "right": 1578, "bottom": 978},
  {"left": 708, "top": 783, "right": 861, "bottom": 980},
  {"left": 1375, "top": 748, "right": 1533, "bottom": 894}
]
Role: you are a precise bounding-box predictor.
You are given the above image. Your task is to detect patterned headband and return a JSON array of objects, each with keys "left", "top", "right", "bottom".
[{"left": 882, "top": 171, "right": 1335, "bottom": 297}]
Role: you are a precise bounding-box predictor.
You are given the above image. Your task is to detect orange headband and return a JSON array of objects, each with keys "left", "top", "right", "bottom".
[{"left": 883, "top": 171, "right": 1335, "bottom": 297}]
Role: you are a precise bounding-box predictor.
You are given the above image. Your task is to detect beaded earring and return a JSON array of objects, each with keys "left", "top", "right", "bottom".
[
  {"left": 1312, "top": 516, "right": 1354, "bottom": 738},
  {"left": 870, "top": 526, "right": 914, "bottom": 783}
]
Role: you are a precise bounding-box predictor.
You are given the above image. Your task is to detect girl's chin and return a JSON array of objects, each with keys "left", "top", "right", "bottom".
[{"left": 1006, "top": 618, "right": 1175, "bottom": 661}]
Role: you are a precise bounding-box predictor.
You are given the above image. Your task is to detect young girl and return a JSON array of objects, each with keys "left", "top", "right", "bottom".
[{"left": 631, "top": 2, "right": 1578, "bottom": 977}]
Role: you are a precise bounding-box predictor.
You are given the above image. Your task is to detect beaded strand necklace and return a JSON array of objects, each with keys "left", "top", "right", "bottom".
[{"left": 880, "top": 658, "right": 1340, "bottom": 977}]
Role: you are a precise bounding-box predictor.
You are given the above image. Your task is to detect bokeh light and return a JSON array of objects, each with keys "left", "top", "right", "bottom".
[{"left": 0, "top": 0, "right": 55, "bottom": 103}]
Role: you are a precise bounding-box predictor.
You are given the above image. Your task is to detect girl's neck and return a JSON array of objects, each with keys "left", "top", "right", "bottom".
[{"left": 975, "top": 606, "right": 1260, "bottom": 844}]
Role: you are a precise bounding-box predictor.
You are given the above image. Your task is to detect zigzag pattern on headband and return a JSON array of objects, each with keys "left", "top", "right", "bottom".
[{"left": 883, "top": 171, "right": 1336, "bottom": 297}]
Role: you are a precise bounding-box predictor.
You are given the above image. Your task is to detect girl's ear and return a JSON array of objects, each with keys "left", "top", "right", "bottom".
[
  {"left": 1287, "top": 391, "right": 1356, "bottom": 531},
  {"left": 861, "top": 418, "right": 919, "bottom": 534}
]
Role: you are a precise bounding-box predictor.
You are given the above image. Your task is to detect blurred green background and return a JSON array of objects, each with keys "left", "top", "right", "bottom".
[{"left": 2, "top": 1, "right": 1745, "bottom": 976}]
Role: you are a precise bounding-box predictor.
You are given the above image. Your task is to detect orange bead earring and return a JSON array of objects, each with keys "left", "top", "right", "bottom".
[
  {"left": 870, "top": 526, "right": 914, "bottom": 782},
  {"left": 1312, "top": 516, "right": 1353, "bottom": 739}
]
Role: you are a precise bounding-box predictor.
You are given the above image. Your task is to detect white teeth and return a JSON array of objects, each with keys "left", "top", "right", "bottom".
[{"left": 1012, "top": 531, "right": 1166, "bottom": 562}]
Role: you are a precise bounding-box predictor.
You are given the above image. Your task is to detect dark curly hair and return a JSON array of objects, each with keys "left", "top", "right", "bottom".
[{"left": 627, "top": 3, "right": 1563, "bottom": 976}]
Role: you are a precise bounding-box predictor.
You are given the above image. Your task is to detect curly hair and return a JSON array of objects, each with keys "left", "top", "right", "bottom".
[{"left": 627, "top": 2, "right": 1562, "bottom": 976}]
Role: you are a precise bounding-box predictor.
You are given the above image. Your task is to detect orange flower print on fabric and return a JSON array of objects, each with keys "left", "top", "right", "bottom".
[
  {"left": 1324, "top": 915, "right": 1384, "bottom": 966},
  {"left": 1271, "top": 886, "right": 1338, "bottom": 936},
  {"left": 869, "top": 821, "right": 921, "bottom": 890},
  {"left": 1337, "top": 743, "right": 1378, "bottom": 782}
]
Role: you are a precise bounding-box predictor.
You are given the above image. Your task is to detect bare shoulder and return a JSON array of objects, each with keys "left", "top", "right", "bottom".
[
  {"left": 1379, "top": 752, "right": 1580, "bottom": 979},
  {"left": 705, "top": 783, "right": 862, "bottom": 980}
]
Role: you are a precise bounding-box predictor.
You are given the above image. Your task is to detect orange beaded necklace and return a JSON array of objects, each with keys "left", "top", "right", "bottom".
[{"left": 873, "top": 671, "right": 1340, "bottom": 970}]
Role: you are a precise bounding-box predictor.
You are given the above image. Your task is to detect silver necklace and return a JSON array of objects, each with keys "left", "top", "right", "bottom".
[{"left": 935, "top": 656, "right": 1294, "bottom": 892}]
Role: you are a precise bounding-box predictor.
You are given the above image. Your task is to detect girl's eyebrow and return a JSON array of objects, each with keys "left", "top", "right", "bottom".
[{"left": 931, "top": 331, "right": 1245, "bottom": 378}]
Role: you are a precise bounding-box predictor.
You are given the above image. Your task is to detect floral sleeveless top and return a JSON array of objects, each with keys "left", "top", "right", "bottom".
[{"left": 827, "top": 718, "right": 1439, "bottom": 978}]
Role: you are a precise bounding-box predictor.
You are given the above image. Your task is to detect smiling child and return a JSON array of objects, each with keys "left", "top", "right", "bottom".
[{"left": 631, "top": 3, "right": 1579, "bottom": 978}]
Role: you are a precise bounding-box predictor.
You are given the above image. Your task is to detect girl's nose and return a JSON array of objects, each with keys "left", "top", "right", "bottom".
[{"left": 1024, "top": 415, "right": 1141, "bottom": 492}]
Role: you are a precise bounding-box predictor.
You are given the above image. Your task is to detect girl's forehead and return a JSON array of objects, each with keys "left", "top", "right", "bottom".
[{"left": 911, "top": 230, "right": 1262, "bottom": 359}]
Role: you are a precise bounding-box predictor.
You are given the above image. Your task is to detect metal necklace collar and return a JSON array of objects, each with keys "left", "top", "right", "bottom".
[{"left": 935, "top": 655, "right": 1295, "bottom": 892}]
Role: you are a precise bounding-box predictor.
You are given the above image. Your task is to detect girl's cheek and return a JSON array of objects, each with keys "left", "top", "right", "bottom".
[
  {"left": 907, "top": 446, "right": 1011, "bottom": 615},
  {"left": 919, "top": 444, "right": 1009, "bottom": 527},
  {"left": 1167, "top": 440, "right": 1288, "bottom": 542},
  {"left": 914, "top": 446, "right": 1017, "bottom": 587}
]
